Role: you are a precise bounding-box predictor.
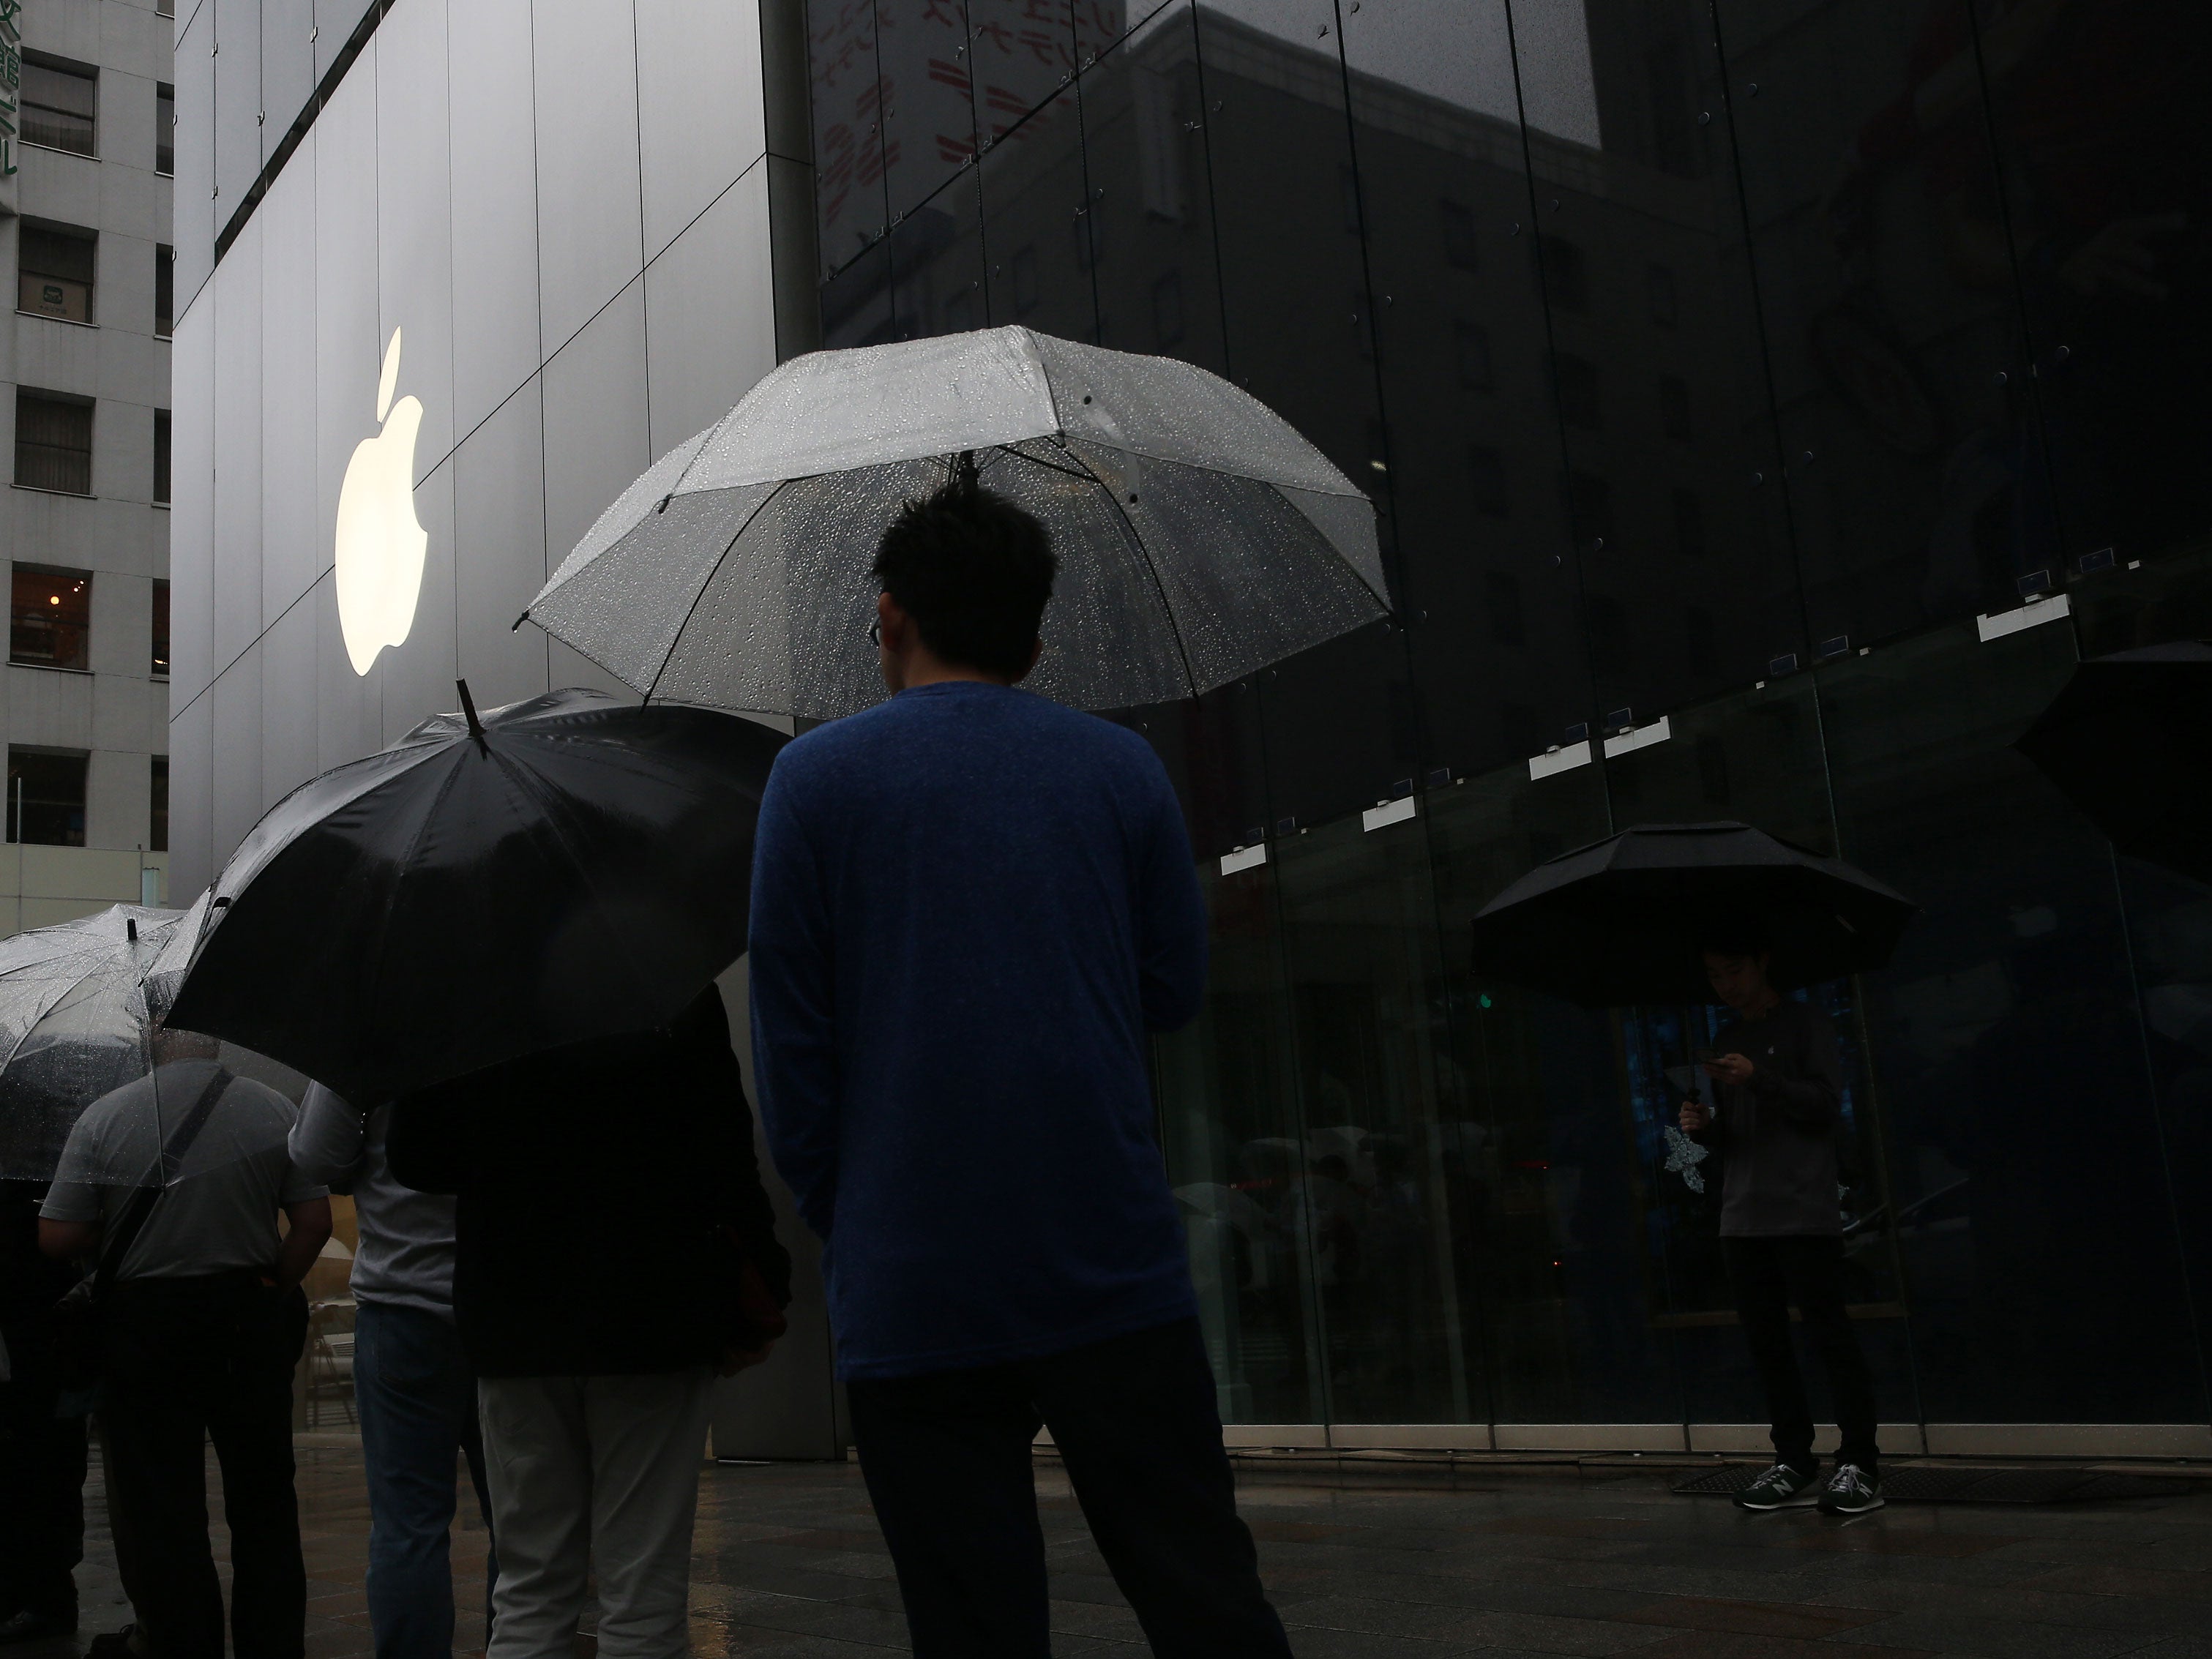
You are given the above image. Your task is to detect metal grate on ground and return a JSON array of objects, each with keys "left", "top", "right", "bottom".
[{"left": 1672, "top": 1463, "right": 2192, "bottom": 1504}]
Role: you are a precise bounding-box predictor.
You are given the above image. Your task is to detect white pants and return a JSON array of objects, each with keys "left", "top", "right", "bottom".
[{"left": 478, "top": 1368, "right": 715, "bottom": 1659}]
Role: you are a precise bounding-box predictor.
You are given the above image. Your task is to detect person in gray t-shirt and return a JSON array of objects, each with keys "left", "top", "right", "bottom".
[
  {"left": 289, "top": 1085, "right": 495, "bottom": 1659},
  {"left": 1680, "top": 935, "right": 1883, "bottom": 1518},
  {"left": 39, "top": 1041, "right": 330, "bottom": 1659}
]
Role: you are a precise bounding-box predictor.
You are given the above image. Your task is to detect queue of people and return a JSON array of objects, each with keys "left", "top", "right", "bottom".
[{"left": 0, "top": 473, "right": 1293, "bottom": 1659}]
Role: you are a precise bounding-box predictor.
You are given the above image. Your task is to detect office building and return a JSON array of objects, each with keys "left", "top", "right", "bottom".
[{"left": 176, "top": 0, "right": 2212, "bottom": 1458}]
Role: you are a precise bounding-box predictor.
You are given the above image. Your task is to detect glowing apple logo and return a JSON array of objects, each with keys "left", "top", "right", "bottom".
[{"left": 335, "top": 327, "right": 428, "bottom": 675}]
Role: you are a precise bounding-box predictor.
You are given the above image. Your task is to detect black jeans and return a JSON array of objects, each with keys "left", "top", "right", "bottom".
[
  {"left": 101, "top": 1274, "right": 310, "bottom": 1659},
  {"left": 0, "top": 1315, "right": 89, "bottom": 1621},
  {"left": 1725, "top": 1235, "right": 1880, "bottom": 1476},
  {"left": 847, "top": 1317, "right": 1291, "bottom": 1659}
]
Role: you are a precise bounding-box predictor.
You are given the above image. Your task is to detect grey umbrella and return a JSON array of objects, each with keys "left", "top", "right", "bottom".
[
  {"left": 0, "top": 894, "right": 289, "bottom": 1188},
  {"left": 520, "top": 326, "right": 1389, "bottom": 719}
]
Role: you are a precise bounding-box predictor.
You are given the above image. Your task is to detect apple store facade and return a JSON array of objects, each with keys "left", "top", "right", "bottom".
[{"left": 175, "top": 0, "right": 2212, "bottom": 1458}]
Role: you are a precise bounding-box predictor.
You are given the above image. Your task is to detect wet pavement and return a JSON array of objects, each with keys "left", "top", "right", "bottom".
[{"left": 28, "top": 1445, "right": 2212, "bottom": 1656}]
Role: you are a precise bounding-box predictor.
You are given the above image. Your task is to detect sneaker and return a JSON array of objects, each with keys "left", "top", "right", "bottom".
[
  {"left": 1819, "top": 1462, "right": 1885, "bottom": 1514},
  {"left": 1733, "top": 1462, "right": 1820, "bottom": 1510}
]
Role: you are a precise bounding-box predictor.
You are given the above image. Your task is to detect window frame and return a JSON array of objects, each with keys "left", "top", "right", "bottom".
[
  {"left": 19, "top": 53, "right": 97, "bottom": 160},
  {"left": 9, "top": 565, "right": 95, "bottom": 674},
  {"left": 13, "top": 389, "right": 97, "bottom": 497},
  {"left": 18, "top": 220, "right": 99, "bottom": 328}
]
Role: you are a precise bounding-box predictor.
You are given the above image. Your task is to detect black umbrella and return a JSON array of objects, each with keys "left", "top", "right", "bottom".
[
  {"left": 2014, "top": 640, "right": 2212, "bottom": 883},
  {"left": 1468, "top": 821, "right": 1914, "bottom": 1008},
  {"left": 164, "top": 685, "right": 786, "bottom": 1104}
]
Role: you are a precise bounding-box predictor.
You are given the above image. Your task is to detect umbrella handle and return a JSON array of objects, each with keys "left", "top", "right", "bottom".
[{"left": 456, "top": 679, "right": 486, "bottom": 741}]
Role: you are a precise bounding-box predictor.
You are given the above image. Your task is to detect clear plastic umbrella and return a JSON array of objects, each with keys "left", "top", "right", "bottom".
[
  {"left": 520, "top": 326, "right": 1389, "bottom": 719},
  {"left": 0, "top": 897, "right": 294, "bottom": 1188}
]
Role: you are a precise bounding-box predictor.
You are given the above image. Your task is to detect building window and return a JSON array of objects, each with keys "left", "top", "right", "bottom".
[
  {"left": 1566, "top": 470, "right": 1613, "bottom": 544},
  {"left": 153, "top": 409, "right": 171, "bottom": 504},
  {"left": 15, "top": 392, "right": 94, "bottom": 494},
  {"left": 1454, "top": 321, "right": 1493, "bottom": 391},
  {"left": 1554, "top": 353, "right": 1602, "bottom": 428},
  {"left": 1686, "top": 607, "right": 1720, "bottom": 677},
  {"left": 1151, "top": 269, "right": 1184, "bottom": 348},
  {"left": 1468, "top": 445, "right": 1508, "bottom": 516},
  {"left": 1584, "top": 594, "right": 1632, "bottom": 669},
  {"left": 155, "top": 245, "right": 173, "bottom": 336},
  {"left": 7, "top": 749, "right": 89, "bottom": 847},
  {"left": 1486, "top": 571, "right": 1526, "bottom": 646},
  {"left": 21, "top": 56, "right": 96, "bottom": 157},
  {"left": 1660, "top": 375, "right": 1692, "bottom": 442},
  {"left": 1439, "top": 198, "right": 1477, "bottom": 271},
  {"left": 156, "top": 83, "right": 175, "bottom": 175},
  {"left": 152, "top": 578, "right": 170, "bottom": 676},
  {"left": 150, "top": 757, "right": 169, "bottom": 852},
  {"left": 1648, "top": 263, "right": 1678, "bottom": 328},
  {"left": 11, "top": 566, "right": 92, "bottom": 671},
  {"left": 1673, "top": 487, "right": 1707, "bottom": 557},
  {"left": 18, "top": 224, "right": 97, "bottom": 324},
  {"left": 1541, "top": 236, "right": 1588, "bottom": 312}
]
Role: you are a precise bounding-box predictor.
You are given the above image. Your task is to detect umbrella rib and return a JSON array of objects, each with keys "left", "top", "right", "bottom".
[
  {"left": 641, "top": 476, "right": 796, "bottom": 708},
  {"left": 1056, "top": 444, "right": 1200, "bottom": 703}
]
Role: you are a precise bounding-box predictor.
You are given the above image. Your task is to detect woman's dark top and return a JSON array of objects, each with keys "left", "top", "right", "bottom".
[{"left": 387, "top": 987, "right": 791, "bottom": 1378}]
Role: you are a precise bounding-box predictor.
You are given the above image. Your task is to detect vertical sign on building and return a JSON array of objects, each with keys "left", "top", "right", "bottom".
[{"left": 0, "top": 0, "right": 21, "bottom": 214}]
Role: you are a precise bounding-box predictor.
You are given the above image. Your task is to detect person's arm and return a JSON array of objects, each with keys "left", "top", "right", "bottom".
[
  {"left": 37, "top": 1216, "right": 98, "bottom": 1259},
  {"left": 287, "top": 1083, "right": 369, "bottom": 1191},
  {"left": 1134, "top": 754, "right": 1208, "bottom": 1033},
  {"left": 679, "top": 989, "right": 793, "bottom": 1306},
  {"left": 747, "top": 766, "right": 842, "bottom": 1242},
  {"left": 1743, "top": 1008, "right": 1843, "bottom": 1127},
  {"left": 273, "top": 1197, "right": 332, "bottom": 1289}
]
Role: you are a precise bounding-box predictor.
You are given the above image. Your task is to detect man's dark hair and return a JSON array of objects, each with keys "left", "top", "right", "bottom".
[{"left": 873, "top": 463, "right": 1056, "bottom": 680}]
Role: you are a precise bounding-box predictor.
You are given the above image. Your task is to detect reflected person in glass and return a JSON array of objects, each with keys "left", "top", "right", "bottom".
[
  {"left": 750, "top": 467, "right": 1293, "bottom": 1658},
  {"left": 1680, "top": 935, "right": 1883, "bottom": 1516}
]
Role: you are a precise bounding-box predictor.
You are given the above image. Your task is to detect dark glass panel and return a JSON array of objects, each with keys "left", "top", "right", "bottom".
[
  {"left": 1818, "top": 616, "right": 2205, "bottom": 1423},
  {"left": 1076, "top": 4, "right": 1228, "bottom": 372},
  {"left": 1517, "top": 1, "right": 1801, "bottom": 727},
  {"left": 819, "top": 235, "right": 895, "bottom": 349},
  {"left": 1156, "top": 853, "right": 1326, "bottom": 1423},
  {"left": 807, "top": 0, "right": 891, "bottom": 277},
  {"left": 1266, "top": 810, "right": 1481, "bottom": 1425},
  {"left": 889, "top": 167, "right": 990, "bottom": 341},
  {"left": 977, "top": 84, "right": 1096, "bottom": 340},
  {"left": 1711, "top": 0, "right": 2064, "bottom": 658},
  {"left": 968, "top": 0, "right": 1077, "bottom": 145},
  {"left": 875, "top": 0, "right": 981, "bottom": 222},
  {"left": 1961, "top": 0, "right": 2212, "bottom": 575}
]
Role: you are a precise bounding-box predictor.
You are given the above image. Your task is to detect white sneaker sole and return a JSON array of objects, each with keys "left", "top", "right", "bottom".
[
  {"left": 1820, "top": 1494, "right": 1886, "bottom": 1515},
  {"left": 1735, "top": 1488, "right": 1820, "bottom": 1511}
]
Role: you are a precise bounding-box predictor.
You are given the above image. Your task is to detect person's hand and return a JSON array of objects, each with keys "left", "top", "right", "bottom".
[
  {"left": 716, "top": 1340, "right": 777, "bottom": 1377},
  {"left": 1702, "top": 1052, "right": 1755, "bottom": 1086},
  {"left": 1678, "top": 1101, "right": 1711, "bottom": 1134}
]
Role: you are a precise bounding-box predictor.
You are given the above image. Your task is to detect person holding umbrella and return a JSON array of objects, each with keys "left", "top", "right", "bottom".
[
  {"left": 1678, "top": 929, "right": 1883, "bottom": 1516},
  {"left": 749, "top": 469, "right": 1292, "bottom": 1657}
]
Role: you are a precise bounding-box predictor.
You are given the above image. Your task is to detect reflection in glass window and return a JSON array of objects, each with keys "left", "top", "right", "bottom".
[
  {"left": 1468, "top": 445, "right": 1507, "bottom": 516},
  {"left": 6, "top": 749, "right": 89, "bottom": 847},
  {"left": 1151, "top": 269, "right": 1183, "bottom": 347},
  {"left": 15, "top": 391, "right": 94, "bottom": 495},
  {"left": 18, "top": 224, "right": 97, "bottom": 324},
  {"left": 1454, "top": 321, "right": 1492, "bottom": 391},
  {"left": 1566, "top": 469, "right": 1611, "bottom": 544},
  {"left": 1438, "top": 199, "right": 1477, "bottom": 271},
  {"left": 1659, "top": 375, "right": 1692, "bottom": 442},
  {"left": 1486, "top": 572, "right": 1525, "bottom": 646},
  {"left": 1339, "top": 165, "right": 1361, "bottom": 234},
  {"left": 21, "top": 56, "right": 96, "bottom": 157},
  {"left": 1685, "top": 607, "right": 1718, "bottom": 678},
  {"left": 1647, "top": 262, "right": 1677, "bottom": 327},
  {"left": 1011, "top": 246, "right": 1040, "bottom": 315},
  {"left": 1554, "top": 353, "right": 1601, "bottom": 428},
  {"left": 1540, "top": 236, "right": 1588, "bottom": 312},
  {"left": 154, "top": 410, "right": 171, "bottom": 505},
  {"left": 10, "top": 567, "right": 92, "bottom": 672},
  {"left": 1584, "top": 593, "right": 1631, "bottom": 669},
  {"left": 152, "top": 578, "right": 170, "bottom": 676},
  {"left": 1673, "top": 487, "right": 1705, "bottom": 558}
]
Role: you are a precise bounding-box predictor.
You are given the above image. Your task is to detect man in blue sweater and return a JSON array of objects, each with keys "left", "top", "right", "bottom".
[{"left": 749, "top": 466, "right": 1290, "bottom": 1658}]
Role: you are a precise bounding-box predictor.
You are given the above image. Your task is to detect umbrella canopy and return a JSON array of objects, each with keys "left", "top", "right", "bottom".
[
  {"left": 520, "top": 325, "right": 1389, "bottom": 719},
  {"left": 163, "top": 686, "right": 786, "bottom": 1104},
  {"left": 2015, "top": 640, "right": 2212, "bottom": 882},
  {"left": 0, "top": 897, "right": 288, "bottom": 1187},
  {"left": 1468, "top": 822, "right": 1915, "bottom": 1008}
]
